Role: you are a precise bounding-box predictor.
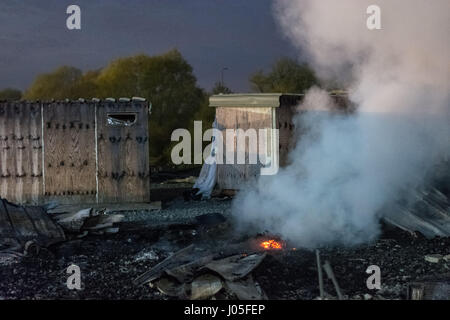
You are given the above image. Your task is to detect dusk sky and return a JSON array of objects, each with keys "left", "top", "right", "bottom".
[{"left": 0, "top": 0, "right": 300, "bottom": 92}]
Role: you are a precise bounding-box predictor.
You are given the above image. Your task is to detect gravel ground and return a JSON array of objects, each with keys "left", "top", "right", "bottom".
[
  {"left": 122, "top": 197, "right": 233, "bottom": 224},
  {"left": 0, "top": 193, "right": 449, "bottom": 300}
]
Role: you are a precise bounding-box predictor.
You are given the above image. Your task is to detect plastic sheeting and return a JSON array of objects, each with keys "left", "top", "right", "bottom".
[
  {"left": 193, "top": 119, "right": 218, "bottom": 199},
  {"left": 383, "top": 187, "right": 450, "bottom": 238},
  {"left": 383, "top": 162, "right": 450, "bottom": 238}
]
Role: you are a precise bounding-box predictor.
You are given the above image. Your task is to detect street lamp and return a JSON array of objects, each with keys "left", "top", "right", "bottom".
[{"left": 221, "top": 67, "right": 228, "bottom": 87}]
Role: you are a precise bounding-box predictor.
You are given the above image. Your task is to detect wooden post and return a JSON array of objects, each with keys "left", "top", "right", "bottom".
[{"left": 316, "top": 249, "right": 324, "bottom": 299}]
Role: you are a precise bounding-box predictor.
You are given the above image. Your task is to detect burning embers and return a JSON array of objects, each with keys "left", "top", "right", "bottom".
[
  {"left": 252, "top": 235, "right": 288, "bottom": 251},
  {"left": 245, "top": 235, "right": 289, "bottom": 252},
  {"left": 260, "top": 239, "right": 283, "bottom": 250}
]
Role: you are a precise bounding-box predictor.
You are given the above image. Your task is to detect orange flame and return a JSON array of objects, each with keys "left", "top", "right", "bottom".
[{"left": 260, "top": 239, "right": 283, "bottom": 250}]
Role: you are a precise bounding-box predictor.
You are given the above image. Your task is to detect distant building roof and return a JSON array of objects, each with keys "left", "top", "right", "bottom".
[{"left": 209, "top": 93, "right": 303, "bottom": 108}]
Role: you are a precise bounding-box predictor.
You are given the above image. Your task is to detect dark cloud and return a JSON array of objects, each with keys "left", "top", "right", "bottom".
[{"left": 0, "top": 0, "right": 298, "bottom": 92}]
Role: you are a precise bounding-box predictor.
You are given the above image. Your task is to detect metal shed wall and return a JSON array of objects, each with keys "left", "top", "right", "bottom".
[
  {"left": 210, "top": 93, "right": 350, "bottom": 191},
  {"left": 210, "top": 94, "right": 303, "bottom": 190},
  {"left": 215, "top": 106, "right": 275, "bottom": 190}
]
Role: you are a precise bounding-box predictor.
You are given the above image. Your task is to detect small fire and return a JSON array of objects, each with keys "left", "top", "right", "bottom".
[{"left": 260, "top": 239, "right": 283, "bottom": 250}]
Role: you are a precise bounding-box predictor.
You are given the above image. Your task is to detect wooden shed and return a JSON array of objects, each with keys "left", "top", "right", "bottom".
[
  {"left": 209, "top": 93, "right": 349, "bottom": 191},
  {"left": 0, "top": 98, "right": 150, "bottom": 205}
]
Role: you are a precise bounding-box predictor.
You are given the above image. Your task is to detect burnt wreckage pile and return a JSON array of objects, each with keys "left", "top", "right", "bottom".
[
  {"left": 134, "top": 244, "right": 268, "bottom": 300},
  {"left": 0, "top": 198, "right": 124, "bottom": 263},
  {"left": 0, "top": 196, "right": 449, "bottom": 300}
]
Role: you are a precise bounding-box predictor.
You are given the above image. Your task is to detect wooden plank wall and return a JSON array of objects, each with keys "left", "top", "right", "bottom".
[
  {"left": 29, "top": 103, "right": 44, "bottom": 203},
  {"left": 215, "top": 107, "right": 273, "bottom": 190},
  {"left": 277, "top": 96, "right": 302, "bottom": 167},
  {"left": 97, "top": 100, "right": 150, "bottom": 203},
  {"left": 43, "top": 102, "right": 96, "bottom": 204},
  {"left": 0, "top": 102, "right": 12, "bottom": 201},
  {"left": 1, "top": 100, "right": 150, "bottom": 205},
  {"left": 277, "top": 94, "right": 351, "bottom": 167},
  {"left": 277, "top": 104, "right": 297, "bottom": 167},
  {"left": 0, "top": 102, "right": 44, "bottom": 204}
]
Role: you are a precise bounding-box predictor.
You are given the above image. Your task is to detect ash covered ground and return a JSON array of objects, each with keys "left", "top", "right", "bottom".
[{"left": 0, "top": 180, "right": 449, "bottom": 300}]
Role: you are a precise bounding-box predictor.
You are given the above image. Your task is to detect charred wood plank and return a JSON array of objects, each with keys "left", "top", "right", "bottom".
[
  {"left": 408, "top": 279, "right": 450, "bottom": 300},
  {"left": 133, "top": 244, "right": 195, "bottom": 286}
]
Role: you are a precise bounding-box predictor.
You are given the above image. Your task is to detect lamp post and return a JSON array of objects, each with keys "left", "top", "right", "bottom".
[{"left": 221, "top": 67, "right": 228, "bottom": 87}]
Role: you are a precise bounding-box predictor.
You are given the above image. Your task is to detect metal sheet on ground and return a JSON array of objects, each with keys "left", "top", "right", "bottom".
[{"left": 204, "top": 252, "right": 266, "bottom": 281}]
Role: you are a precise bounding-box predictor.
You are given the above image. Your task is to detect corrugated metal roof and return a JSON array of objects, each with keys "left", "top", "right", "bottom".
[{"left": 209, "top": 93, "right": 303, "bottom": 108}]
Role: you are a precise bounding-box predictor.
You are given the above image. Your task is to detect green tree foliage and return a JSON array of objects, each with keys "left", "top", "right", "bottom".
[
  {"left": 24, "top": 66, "right": 84, "bottom": 100},
  {"left": 0, "top": 88, "right": 22, "bottom": 101},
  {"left": 212, "top": 81, "right": 232, "bottom": 94},
  {"left": 24, "top": 66, "right": 101, "bottom": 100},
  {"left": 73, "top": 69, "right": 102, "bottom": 99},
  {"left": 193, "top": 94, "right": 214, "bottom": 128},
  {"left": 250, "top": 58, "right": 318, "bottom": 93}
]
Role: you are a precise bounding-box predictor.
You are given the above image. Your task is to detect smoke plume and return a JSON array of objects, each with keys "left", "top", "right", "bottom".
[{"left": 232, "top": 0, "right": 450, "bottom": 247}]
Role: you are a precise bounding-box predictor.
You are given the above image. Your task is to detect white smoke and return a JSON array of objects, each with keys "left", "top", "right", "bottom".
[{"left": 232, "top": 0, "right": 450, "bottom": 247}]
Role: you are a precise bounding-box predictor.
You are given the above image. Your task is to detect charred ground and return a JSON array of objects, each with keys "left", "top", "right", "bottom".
[{"left": 0, "top": 180, "right": 449, "bottom": 300}]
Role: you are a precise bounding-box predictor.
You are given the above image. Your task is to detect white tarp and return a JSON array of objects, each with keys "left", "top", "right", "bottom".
[{"left": 193, "top": 119, "right": 218, "bottom": 199}]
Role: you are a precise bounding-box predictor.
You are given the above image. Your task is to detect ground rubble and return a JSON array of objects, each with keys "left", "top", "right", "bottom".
[
  {"left": 135, "top": 244, "right": 268, "bottom": 300},
  {"left": 0, "top": 185, "right": 449, "bottom": 300}
]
